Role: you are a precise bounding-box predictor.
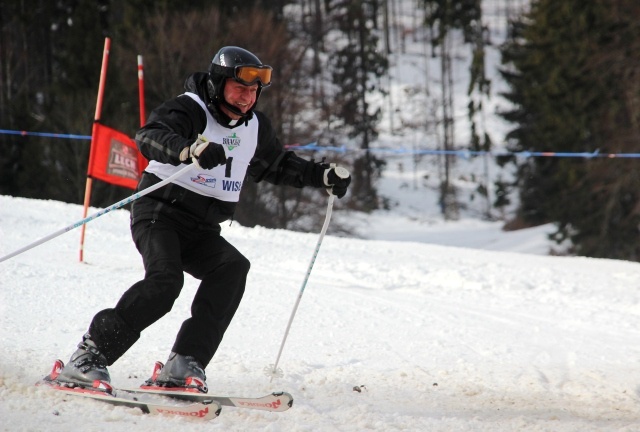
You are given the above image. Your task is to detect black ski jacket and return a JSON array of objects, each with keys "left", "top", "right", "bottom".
[{"left": 131, "top": 72, "right": 325, "bottom": 229}]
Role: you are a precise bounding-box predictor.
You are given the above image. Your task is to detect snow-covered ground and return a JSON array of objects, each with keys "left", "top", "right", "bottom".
[
  {"left": 2, "top": 191, "right": 640, "bottom": 432},
  {"left": 345, "top": 154, "right": 558, "bottom": 256}
]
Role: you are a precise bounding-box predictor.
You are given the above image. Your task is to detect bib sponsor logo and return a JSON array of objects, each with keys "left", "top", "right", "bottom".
[
  {"left": 191, "top": 174, "right": 217, "bottom": 188},
  {"left": 222, "top": 179, "right": 242, "bottom": 192},
  {"left": 223, "top": 132, "right": 241, "bottom": 151}
]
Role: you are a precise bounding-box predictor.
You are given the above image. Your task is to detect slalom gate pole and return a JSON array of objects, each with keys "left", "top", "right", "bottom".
[
  {"left": 0, "top": 164, "right": 193, "bottom": 264},
  {"left": 79, "top": 37, "right": 111, "bottom": 263},
  {"left": 265, "top": 166, "right": 349, "bottom": 381}
]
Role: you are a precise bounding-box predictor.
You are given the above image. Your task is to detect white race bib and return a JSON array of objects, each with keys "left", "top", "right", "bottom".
[{"left": 145, "top": 92, "right": 259, "bottom": 202}]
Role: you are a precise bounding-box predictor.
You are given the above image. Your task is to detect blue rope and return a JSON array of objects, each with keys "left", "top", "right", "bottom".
[
  {"left": 3, "top": 128, "right": 638, "bottom": 158},
  {"left": 0, "top": 129, "right": 91, "bottom": 140}
]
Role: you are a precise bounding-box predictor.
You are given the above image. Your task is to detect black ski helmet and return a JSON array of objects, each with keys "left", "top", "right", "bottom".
[{"left": 207, "top": 46, "right": 272, "bottom": 119}]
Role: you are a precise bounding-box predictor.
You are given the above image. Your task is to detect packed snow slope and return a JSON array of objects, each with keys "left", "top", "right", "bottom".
[{"left": 1, "top": 194, "right": 640, "bottom": 432}]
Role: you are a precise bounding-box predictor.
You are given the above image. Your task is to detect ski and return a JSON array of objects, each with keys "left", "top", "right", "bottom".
[
  {"left": 41, "top": 382, "right": 220, "bottom": 419},
  {"left": 38, "top": 360, "right": 221, "bottom": 420},
  {"left": 132, "top": 360, "right": 294, "bottom": 412},
  {"left": 129, "top": 386, "right": 294, "bottom": 412}
]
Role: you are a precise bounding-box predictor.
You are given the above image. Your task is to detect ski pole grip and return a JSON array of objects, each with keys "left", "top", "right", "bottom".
[
  {"left": 333, "top": 166, "right": 350, "bottom": 180},
  {"left": 328, "top": 163, "right": 350, "bottom": 181},
  {"left": 323, "top": 164, "right": 350, "bottom": 196}
]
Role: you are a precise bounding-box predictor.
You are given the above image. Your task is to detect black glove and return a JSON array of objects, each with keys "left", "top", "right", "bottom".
[
  {"left": 179, "top": 135, "right": 227, "bottom": 170},
  {"left": 323, "top": 165, "right": 351, "bottom": 198}
]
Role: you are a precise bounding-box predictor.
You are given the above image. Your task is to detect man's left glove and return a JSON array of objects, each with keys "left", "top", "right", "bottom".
[
  {"left": 179, "top": 135, "right": 227, "bottom": 170},
  {"left": 323, "top": 165, "right": 351, "bottom": 198}
]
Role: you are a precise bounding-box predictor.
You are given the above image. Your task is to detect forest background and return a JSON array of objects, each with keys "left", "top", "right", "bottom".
[{"left": 2, "top": 0, "right": 640, "bottom": 261}]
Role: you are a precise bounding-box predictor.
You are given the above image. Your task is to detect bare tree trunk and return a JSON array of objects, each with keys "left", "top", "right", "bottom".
[
  {"left": 439, "top": 32, "right": 458, "bottom": 220},
  {"left": 358, "top": 3, "right": 375, "bottom": 208}
]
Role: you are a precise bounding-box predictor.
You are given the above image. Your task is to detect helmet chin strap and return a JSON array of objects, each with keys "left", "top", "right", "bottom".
[
  {"left": 221, "top": 99, "right": 252, "bottom": 119},
  {"left": 205, "top": 98, "right": 245, "bottom": 127}
]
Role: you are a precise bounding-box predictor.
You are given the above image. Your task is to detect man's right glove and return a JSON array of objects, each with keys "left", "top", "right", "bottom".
[
  {"left": 323, "top": 165, "right": 351, "bottom": 198},
  {"left": 180, "top": 135, "right": 227, "bottom": 170}
]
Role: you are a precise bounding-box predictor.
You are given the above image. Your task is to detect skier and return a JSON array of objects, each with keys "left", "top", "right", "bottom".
[{"left": 55, "top": 46, "right": 350, "bottom": 392}]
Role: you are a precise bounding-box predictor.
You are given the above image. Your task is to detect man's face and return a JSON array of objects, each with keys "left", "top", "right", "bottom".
[{"left": 221, "top": 79, "right": 258, "bottom": 120}]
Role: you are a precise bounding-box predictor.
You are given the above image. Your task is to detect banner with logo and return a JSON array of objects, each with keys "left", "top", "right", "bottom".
[{"left": 87, "top": 123, "right": 147, "bottom": 190}]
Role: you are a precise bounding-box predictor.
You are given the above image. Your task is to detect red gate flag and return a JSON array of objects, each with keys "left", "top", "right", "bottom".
[{"left": 87, "top": 123, "right": 147, "bottom": 190}]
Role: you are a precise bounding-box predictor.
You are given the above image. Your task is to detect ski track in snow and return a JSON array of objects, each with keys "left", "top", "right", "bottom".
[{"left": 2, "top": 195, "right": 640, "bottom": 431}]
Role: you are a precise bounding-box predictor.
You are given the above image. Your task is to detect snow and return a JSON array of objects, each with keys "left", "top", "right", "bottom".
[{"left": 2, "top": 192, "right": 640, "bottom": 431}]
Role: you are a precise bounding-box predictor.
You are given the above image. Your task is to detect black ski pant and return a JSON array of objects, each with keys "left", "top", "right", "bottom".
[{"left": 88, "top": 218, "right": 250, "bottom": 368}]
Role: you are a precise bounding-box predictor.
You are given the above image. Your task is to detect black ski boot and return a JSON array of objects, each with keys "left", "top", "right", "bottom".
[
  {"left": 145, "top": 352, "right": 208, "bottom": 393},
  {"left": 56, "top": 333, "right": 111, "bottom": 387}
]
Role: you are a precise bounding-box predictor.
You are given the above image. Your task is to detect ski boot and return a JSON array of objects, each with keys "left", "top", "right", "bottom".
[
  {"left": 144, "top": 352, "right": 208, "bottom": 393},
  {"left": 54, "top": 333, "right": 111, "bottom": 390}
]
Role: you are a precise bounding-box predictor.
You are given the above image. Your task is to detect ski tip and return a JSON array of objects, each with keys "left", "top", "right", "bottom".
[{"left": 272, "top": 391, "right": 294, "bottom": 408}]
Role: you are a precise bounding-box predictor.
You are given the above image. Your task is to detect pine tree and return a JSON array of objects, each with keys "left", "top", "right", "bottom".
[
  {"left": 329, "top": 0, "right": 389, "bottom": 212},
  {"left": 500, "top": 0, "right": 640, "bottom": 260},
  {"left": 422, "top": 0, "right": 488, "bottom": 220}
]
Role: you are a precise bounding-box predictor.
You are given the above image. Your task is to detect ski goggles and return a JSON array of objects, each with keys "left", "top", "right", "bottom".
[{"left": 233, "top": 65, "right": 273, "bottom": 87}]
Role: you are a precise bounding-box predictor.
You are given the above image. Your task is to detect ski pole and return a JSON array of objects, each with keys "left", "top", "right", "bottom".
[
  {"left": 0, "top": 164, "right": 193, "bottom": 264},
  {"left": 265, "top": 166, "right": 349, "bottom": 381}
]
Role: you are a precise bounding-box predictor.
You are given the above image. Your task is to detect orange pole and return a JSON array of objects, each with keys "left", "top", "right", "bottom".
[{"left": 80, "top": 37, "right": 111, "bottom": 263}]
